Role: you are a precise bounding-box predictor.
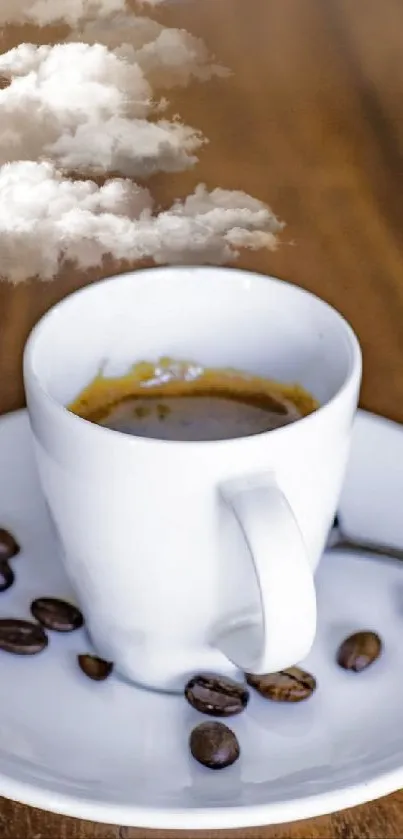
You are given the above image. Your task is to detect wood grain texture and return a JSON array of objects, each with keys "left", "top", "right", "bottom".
[{"left": 0, "top": 0, "right": 402, "bottom": 836}]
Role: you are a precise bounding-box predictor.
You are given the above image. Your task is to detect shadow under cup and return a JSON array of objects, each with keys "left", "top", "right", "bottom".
[{"left": 23, "top": 267, "right": 361, "bottom": 692}]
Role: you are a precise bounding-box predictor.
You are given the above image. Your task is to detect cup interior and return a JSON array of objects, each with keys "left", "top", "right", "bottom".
[{"left": 25, "top": 267, "right": 359, "bottom": 412}]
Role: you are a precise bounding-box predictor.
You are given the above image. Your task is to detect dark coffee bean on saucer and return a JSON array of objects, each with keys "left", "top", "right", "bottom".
[
  {"left": 0, "top": 618, "right": 48, "bottom": 654},
  {"left": 78, "top": 654, "right": 113, "bottom": 681},
  {"left": 189, "top": 721, "right": 240, "bottom": 770},
  {"left": 31, "top": 597, "right": 84, "bottom": 632},
  {"left": 0, "top": 562, "right": 15, "bottom": 593},
  {"left": 337, "top": 631, "right": 382, "bottom": 672},
  {"left": 0, "top": 528, "right": 20, "bottom": 561},
  {"left": 246, "top": 666, "right": 316, "bottom": 702},
  {"left": 184, "top": 674, "right": 249, "bottom": 717},
  {"left": 332, "top": 514, "right": 340, "bottom": 529}
]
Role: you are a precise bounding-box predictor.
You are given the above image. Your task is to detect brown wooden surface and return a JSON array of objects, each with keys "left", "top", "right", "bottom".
[{"left": 0, "top": 0, "right": 403, "bottom": 836}]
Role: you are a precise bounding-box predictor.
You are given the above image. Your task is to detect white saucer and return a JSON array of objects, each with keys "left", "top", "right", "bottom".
[{"left": 1, "top": 409, "right": 403, "bottom": 829}]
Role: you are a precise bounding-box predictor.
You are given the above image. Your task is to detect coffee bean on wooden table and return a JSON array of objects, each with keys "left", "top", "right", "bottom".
[
  {"left": 78, "top": 654, "right": 113, "bottom": 681},
  {"left": 189, "top": 721, "right": 240, "bottom": 770},
  {"left": 246, "top": 666, "right": 317, "bottom": 702},
  {"left": 0, "top": 562, "right": 14, "bottom": 592},
  {"left": 184, "top": 674, "right": 249, "bottom": 717},
  {"left": 0, "top": 528, "right": 20, "bottom": 561},
  {"left": 337, "top": 631, "right": 382, "bottom": 672},
  {"left": 0, "top": 619, "right": 48, "bottom": 654},
  {"left": 31, "top": 597, "right": 84, "bottom": 632}
]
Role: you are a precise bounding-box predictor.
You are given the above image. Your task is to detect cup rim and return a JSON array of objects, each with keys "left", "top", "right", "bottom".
[{"left": 23, "top": 266, "right": 362, "bottom": 448}]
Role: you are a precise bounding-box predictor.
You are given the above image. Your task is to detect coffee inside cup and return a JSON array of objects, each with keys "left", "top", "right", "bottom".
[{"left": 68, "top": 358, "right": 318, "bottom": 442}]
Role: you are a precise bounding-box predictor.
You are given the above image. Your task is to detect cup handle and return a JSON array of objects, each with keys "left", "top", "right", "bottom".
[{"left": 216, "top": 472, "right": 316, "bottom": 674}]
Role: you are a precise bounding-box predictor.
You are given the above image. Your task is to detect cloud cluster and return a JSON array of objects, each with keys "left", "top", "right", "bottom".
[
  {"left": 0, "top": 161, "right": 282, "bottom": 282},
  {"left": 0, "top": 43, "right": 204, "bottom": 176},
  {"left": 0, "top": 1, "right": 283, "bottom": 282},
  {"left": 0, "top": 0, "right": 227, "bottom": 87}
]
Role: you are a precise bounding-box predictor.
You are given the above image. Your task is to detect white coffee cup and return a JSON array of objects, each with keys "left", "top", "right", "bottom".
[{"left": 23, "top": 267, "right": 361, "bottom": 692}]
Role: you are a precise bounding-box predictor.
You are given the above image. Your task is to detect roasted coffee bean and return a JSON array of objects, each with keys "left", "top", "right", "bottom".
[
  {"left": 0, "top": 562, "right": 14, "bottom": 593},
  {"left": 246, "top": 666, "right": 316, "bottom": 702},
  {"left": 31, "top": 597, "right": 84, "bottom": 632},
  {"left": 0, "top": 528, "right": 20, "bottom": 561},
  {"left": 184, "top": 674, "right": 249, "bottom": 717},
  {"left": 0, "top": 618, "right": 48, "bottom": 654},
  {"left": 337, "top": 630, "right": 382, "bottom": 672},
  {"left": 332, "top": 514, "right": 340, "bottom": 529},
  {"left": 189, "top": 721, "right": 240, "bottom": 770},
  {"left": 78, "top": 654, "right": 113, "bottom": 681}
]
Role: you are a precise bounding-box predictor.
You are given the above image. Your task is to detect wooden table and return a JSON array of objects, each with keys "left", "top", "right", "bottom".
[{"left": 1, "top": 0, "right": 403, "bottom": 835}]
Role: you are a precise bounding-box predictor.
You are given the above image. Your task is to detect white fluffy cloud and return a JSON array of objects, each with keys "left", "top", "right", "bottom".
[
  {"left": 0, "top": 0, "right": 126, "bottom": 26},
  {"left": 0, "top": 43, "right": 204, "bottom": 176},
  {"left": 0, "top": 161, "right": 282, "bottom": 282},
  {"left": 0, "top": 0, "right": 182, "bottom": 26},
  {"left": 70, "top": 15, "right": 229, "bottom": 88}
]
